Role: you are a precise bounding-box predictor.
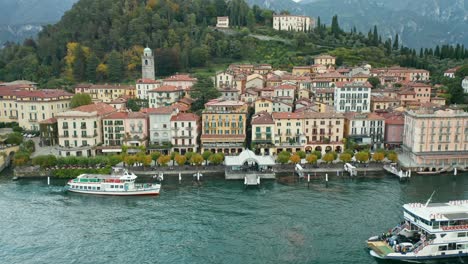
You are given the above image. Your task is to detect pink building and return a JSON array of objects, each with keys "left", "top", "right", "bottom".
[
  {"left": 402, "top": 107, "right": 468, "bottom": 169},
  {"left": 102, "top": 111, "right": 148, "bottom": 151},
  {"left": 378, "top": 112, "right": 405, "bottom": 148}
]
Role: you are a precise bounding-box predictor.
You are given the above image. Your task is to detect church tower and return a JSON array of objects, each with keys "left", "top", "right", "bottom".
[{"left": 142, "top": 46, "right": 155, "bottom": 80}]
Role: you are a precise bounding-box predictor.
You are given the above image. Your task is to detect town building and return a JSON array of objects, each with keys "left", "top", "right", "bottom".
[
  {"left": 74, "top": 84, "right": 136, "bottom": 103},
  {"left": 371, "top": 67, "right": 430, "bottom": 84},
  {"left": 162, "top": 74, "right": 197, "bottom": 91},
  {"left": 102, "top": 111, "right": 148, "bottom": 153},
  {"left": 201, "top": 99, "right": 248, "bottom": 154},
  {"left": 370, "top": 94, "right": 400, "bottom": 111},
  {"left": 378, "top": 112, "right": 405, "bottom": 149},
  {"left": 56, "top": 103, "right": 117, "bottom": 157},
  {"left": 147, "top": 106, "right": 179, "bottom": 153},
  {"left": 142, "top": 47, "right": 155, "bottom": 80},
  {"left": 443, "top": 67, "right": 460, "bottom": 78},
  {"left": 171, "top": 112, "right": 200, "bottom": 154},
  {"left": 216, "top": 16, "right": 229, "bottom": 28},
  {"left": 147, "top": 85, "right": 185, "bottom": 108},
  {"left": 273, "top": 15, "right": 314, "bottom": 32},
  {"left": 334, "top": 82, "right": 371, "bottom": 113},
  {"left": 292, "top": 66, "right": 312, "bottom": 76},
  {"left": 401, "top": 107, "right": 468, "bottom": 169},
  {"left": 344, "top": 112, "right": 385, "bottom": 149},
  {"left": 136, "top": 78, "right": 161, "bottom": 100},
  {"left": 315, "top": 88, "right": 334, "bottom": 106},
  {"left": 251, "top": 111, "right": 275, "bottom": 155},
  {"left": 314, "top": 55, "right": 336, "bottom": 66},
  {"left": 215, "top": 71, "right": 235, "bottom": 89},
  {"left": 273, "top": 84, "right": 295, "bottom": 104},
  {"left": 463, "top": 77, "right": 468, "bottom": 94},
  {"left": 0, "top": 88, "right": 73, "bottom": 130},
  {"left": 39, "top": 117, "right": 58, "bottom": 146}
]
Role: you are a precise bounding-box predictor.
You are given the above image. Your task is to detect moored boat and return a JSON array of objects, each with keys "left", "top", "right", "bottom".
[
  {"left": 66, "top": 167, "right": 160, "bottom": 196},
  {"left": 367, "top": 199, "right": 468, "bottom": 262}
]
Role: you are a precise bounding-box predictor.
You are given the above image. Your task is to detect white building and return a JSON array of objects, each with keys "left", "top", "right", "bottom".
[
  {"left": 216, "top": 16, "right": 229, "bottom": 28},
  {"left": 147, "top": 106, "right": 178, "bottom": 153},
  {"left": 334, "top": 82, "right": 371, "bottom": 113},
  {"left": 462, "top": 77, "right": 468, "bottom": 94},
  {"left": 273, "top": 15, "right": 314, "bottom": 32},
  {"left": 148, "top": 85, "right": 185, "bottom": 108},
  {"left": 136, "top": 79, "right": 161, "bottom": 100},
  {"left": 215, "top": 71, "right": 235, "bottom": 89},
  {"left": 171, "top": 112, "right": 200, "bottom": 154},
  {"left": 344, "top": 112, "right": 385, "bottom": 149}
]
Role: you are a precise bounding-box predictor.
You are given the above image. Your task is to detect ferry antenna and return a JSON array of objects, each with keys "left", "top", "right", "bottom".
[{"left": 424, "top": 190, "right": 436, "bottom": 207}]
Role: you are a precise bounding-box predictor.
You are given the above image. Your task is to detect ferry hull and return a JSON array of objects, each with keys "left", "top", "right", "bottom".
[
  {"left": 67, "top": 189, "right": 160, "bottom": 196},
  {"left": 370, "top": 250, "right": 468, "bottom": 263}
]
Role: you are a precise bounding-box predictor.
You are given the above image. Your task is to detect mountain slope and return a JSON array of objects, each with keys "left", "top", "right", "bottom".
[
  {"left": 247, "top": 0, "right": 468, "bottom": 48},
  {"left": 0, "top": 0, "right": 77, "bottom": 44}
]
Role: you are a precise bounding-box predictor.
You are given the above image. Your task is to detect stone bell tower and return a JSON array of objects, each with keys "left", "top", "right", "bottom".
[{"left": 142, "top": 46, "right": 155, "bottom": 80}]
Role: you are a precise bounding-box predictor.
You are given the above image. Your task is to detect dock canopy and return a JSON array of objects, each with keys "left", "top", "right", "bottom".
[{"left": 224, "top": 149, "right": 275, "bottom": 167}]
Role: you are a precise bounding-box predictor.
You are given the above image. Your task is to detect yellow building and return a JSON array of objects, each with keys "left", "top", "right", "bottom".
[
  {"left": 201, "top": 99, "right": 248, "bottom": 154},
  {"left": 74, "top": 84, "right": 136, "bottom": 103},
  {"left": 314, "top": 55, "right": 336, "bottom": 66},
  {"left": 292, "top": 66, "right": 312, "bottom": 76},
  {"left": 251, "top": 111, "right": 275, "bottom": 155},
  {"left": 254, "top": 97, "right": 273, "bottom": 113},
  {"left": 0, "top": 88, "right": 73, "bottom": 130}
]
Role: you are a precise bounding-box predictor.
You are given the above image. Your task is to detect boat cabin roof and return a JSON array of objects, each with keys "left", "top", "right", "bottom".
[{"left": 404, "top": 201, "right": 468, "bottom": 221}]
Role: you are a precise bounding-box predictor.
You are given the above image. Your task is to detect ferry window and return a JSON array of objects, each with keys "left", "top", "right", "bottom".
[
  {"left": 92, "top": 187, "right": 96, "bottom": 190},
  {"left": 120, "top": 185, "right": 124, "bottom": 189},
  {"left": 440, "top": 234, "right": 447, "bottom": 238},
  {"left": 448, "top": 243, "right": 456, "bottom": 250},
  {"left": 457, "top": 244, "right": 464, "bottom": 250},
  {"left": 458, "top": 232, "right": 467, "bottom": 237},
  {"left": 438, "top": 245, "right": 447, "bottom": 251},
  {"left": 110, "top": 185, "right": 114, "bottom": 188},
  {"left": 97, "top": 187, "right": 100, "bottom": 190},
  {"left": 432, "top": 221, "right": 439, "bottom": 229}
]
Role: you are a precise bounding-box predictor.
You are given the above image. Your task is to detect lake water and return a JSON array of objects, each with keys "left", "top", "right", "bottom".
[{"left": 1, "top": 172, "right": 468, "bottom": 264}]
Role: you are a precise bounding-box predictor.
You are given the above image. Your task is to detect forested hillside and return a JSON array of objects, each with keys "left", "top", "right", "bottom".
[{"left": 0, "top": 0, "right": 466, "bottom": 88}]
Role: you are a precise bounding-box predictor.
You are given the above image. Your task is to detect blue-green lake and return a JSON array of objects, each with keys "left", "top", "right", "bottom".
[{"left": 1, "top": 172, "right": 468, "bottom": 264}]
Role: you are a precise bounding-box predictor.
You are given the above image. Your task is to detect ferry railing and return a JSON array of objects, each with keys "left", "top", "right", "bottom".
[
  {"left": 413, "top": 238, "right": 434, "bottom": 254},
  {"left": 441, "top": 225, "right": 468, "bottom": 231},
  {"left": 391, "top": 223, "right": 409, "bottom": 235}
]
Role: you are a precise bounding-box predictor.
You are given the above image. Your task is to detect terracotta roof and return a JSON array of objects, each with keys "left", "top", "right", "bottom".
[
  {"left": 398, "top": 89, "right": 416, "bottom": 95},
  {"left": 83, "top": 84, "right": 135, "bottom": 90},
  {"left": 256, "top": 97, "right": 274, "bottom": 102},
  {"left": 103, "top": 111, "right": 146, "bottom": 120},
  {"left": 73, "top": 102, "right": 117, "bottom": 116},
  {"left": 148, "top": 85, "right": 183, "bottom": 92},
  {"left": 39, "top": 117, "right": 57, "bottom": 124},
  {"left": 315, "top": 88, "right": 334, "bottom": 93},
  {"left": 170, "top": 113, "right": 199, "bottom": 122},
  {"left": 172, "top": 102, "right": 190, "bottom": 112},
  {"left": 163, "top": 74, "right": 197, "bottom": 82},
  {"left": 371, "top": 95, "right": 399, "bottom": 102},
  {"left": 315, "top": 54, "right": 336, "bottom": 59},
  {"left": 137, "top": 79, "right": 161, "bottom": 84},
  {"left": 335, "top": 81, "right": 372, "bottom": 88},
  {"left": 272, "top": 112, "right": 304, "bottom": 119},
  {"left": 251, "top": 111, "right": 274, "bottom": 125},
  {"left": 444, "top": 66, "right": 460, "bottom": 73},
  {"left": 143, "top": 106, "right": 177, "bottom": 115},
  {"left": 274, "top": 84, "right": 296, "bottom": 90},
  {"left": 384, "top": 114, "right": 405, "bottom": 125},
  {"left": 0, "top": 89, "right": 72, "bottom": 98}
]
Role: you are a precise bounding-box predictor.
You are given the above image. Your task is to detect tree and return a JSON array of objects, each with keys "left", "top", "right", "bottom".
[
  {"left": 151, "top": 151, "right": 161, "bottom": 164},
  {"left": 455, "top": 64, "right": 468, "bottom": 78},
  {"left": 306, "top": 154, "right": 317, "bottom": 164},
  {"left": 108, "top": 50, "right": 122, "bottom": 82},
  {"left": 23, "top": 140, "right": 35, "bottom": 153},
  {"left": 124, "top": 155, "right": 137, "bottom": 166},
  {"left": 331, "top": 15, "right": 341, "bottom": 37},
  {"left": 209, "top": 153, "right": 224, "bottom": 165},
  {"left": 312, "top": 150, "right": 322, "bottom": 160},
  {"left": 190, "top": 74, "right": 220, "bottom": 112},
  {"left": 277, "top": 151, "right": 291, "bottom": 164},
  {"left": 174, "top": 154, "right": 187, "bottom": 166},
  {"left": 157, "top": 155, "right": 171, "bottom": 166},
  {"left": 355, "top": 151, "right": 370, "bottom": 163},
  {"left": 246, "top": 10, "right": 255, "bottom": 29},
  {"left": 373, "top": 152, "right": 385, "bottom": 162},
  {"left": 171, "top": 151, "right": 180, "bottom": 161},
  {"left": 289, "top": 154, "right": 301, "bottom": 164},
  {"left": 190, "top": 46, "right": 210, "bottom": 67},
  {"left": 393, "top": 34, "right": 399, "bottom": 50},
  {"left": 141, "top": 155, "right": 152, "bottom": 167},
  {"left": 296, "top": 150, "right": 306, "bottom": 159},
  {"left": 6, "top": 132, "right": 23, "bottom": 145},
  {"left": 190, "top": 154, "right": 204, "bottom": 166},
  {"left": 202, "top": 150, "right": 213, "bottom": 165},
  {"left": 86, "top": 53, "right": 99, "bottom": 82},
  {"left": 70, "top": 93, "right": 92, "bottom": 108},
  {"left": 126, "top": 99, "right": 141, "bottom": 111},
  {"left": 322, "top": 152, "right": 335, "bottom": 164},
  {"left": 13, "top": 151, "right": 30, "bottom": 166},
  {"left": 372, "top": 25, "right": 379, "bottom": 46},
  {"left": 387, "top": 151, "right": 398, "bottom": 163},
  {"left": 72, "top": 45, "right": 87, "bottom": 81},
  {"left": 367, "top": 77, "right": 381, "bottom": 88},
  {"left": 339, "top": 153, "right": 352, "bottom": 163}
]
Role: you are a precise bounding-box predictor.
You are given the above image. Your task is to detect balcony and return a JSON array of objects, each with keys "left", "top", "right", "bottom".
[
  {"left": 9, "top": 116, "right": 18, "bottom": 119},
  {"left": 28, "top": 119, "right": 37, "bottom": 122},
  {"left": 57, "top": 145, "right": 93, "bottom": 151}
]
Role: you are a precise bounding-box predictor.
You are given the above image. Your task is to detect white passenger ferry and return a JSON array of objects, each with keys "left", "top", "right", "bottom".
[
  {"left": 66, "top": 167, "right": 161, "bottom": 196},
  {"left": 367, "top": 200, "right": 468, "bottom": 262}
]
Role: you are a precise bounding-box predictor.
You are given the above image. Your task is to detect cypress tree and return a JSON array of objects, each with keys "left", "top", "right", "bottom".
[
  {"left": 434, "top": 45, "right": 440, "bottom": 57},
  {"left": 72, "top": 46, "right": 87, "bottom": 82},
  {"left": 86, "top": 53, "right": 99, "bottom": 83},
  {"left": 108, "top": 50, "right": 122, "bottom": 83},
  {"left": 373, "top": 25, "right": 379, "bottom": 45},
  {"left": 419, "top": 48, "right": 423, "bottom": 58},
  {"left": 393, "top": 34, "right": 399, "bottom": 50}
]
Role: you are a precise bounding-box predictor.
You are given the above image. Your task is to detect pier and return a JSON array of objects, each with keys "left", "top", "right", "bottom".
[{"left": 224, "top": 149, "right": 275, "bottom": 180}]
